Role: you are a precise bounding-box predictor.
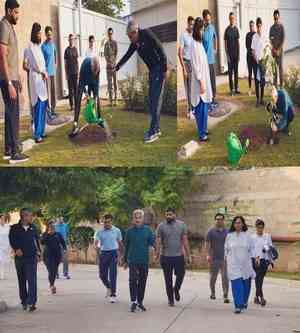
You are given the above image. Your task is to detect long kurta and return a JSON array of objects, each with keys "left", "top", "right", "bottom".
[
  {"left": 224, "top": 231, "right": 256, "bottom": 281},
  {"left": 0, "top": 224, "right": 10, "bottom": 263}
]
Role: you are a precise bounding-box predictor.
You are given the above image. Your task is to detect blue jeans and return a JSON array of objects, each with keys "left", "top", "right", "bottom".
[
  {"left": 149, "top": 66, "right": 165, "bottom": 134},
  {"left": 15, "top": 257, "right": 38, "bottom": 306},
  {"left": 99, "top": 250, "right": 118, "bottom": 296},
  {"left": 231, "top": 277, "right": 251, "bottom": 310},
  {"left": 194, "top": 98, "right": 209, "bottom": 139},
  {"left": 33, "top": 98, "right": 47, "bottom": 140}
]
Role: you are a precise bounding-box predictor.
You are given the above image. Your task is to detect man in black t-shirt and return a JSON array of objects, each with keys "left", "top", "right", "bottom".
[
  {"left": 224, "top": 12, "right": 240, "bottom": 96},
  {"left": 64, "top": 34, "right": 79, "bottom": 111},
  {"left": 245, "top": 20, "right": 256, "bottom": 96}
]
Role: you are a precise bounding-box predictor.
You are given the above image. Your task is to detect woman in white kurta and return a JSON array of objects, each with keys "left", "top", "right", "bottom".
[
  {"left": 190, "top": 17, "right": 213, "bottom": 142},
  {"left": 0, "top": 214, "right": 11, "bottom": 280},
  {"left": 225, "top": 216, "right": 256, "bottom": 313},
  {"left": 251, "top": 219, "right": 273, "bottom": 306},
  {"left": 25, "top": 23, "right": 49, "bottom": 143}
]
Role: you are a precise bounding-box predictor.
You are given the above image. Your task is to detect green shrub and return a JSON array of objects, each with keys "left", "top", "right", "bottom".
[
  {"left": 284, "top": 66, "right": 300, "bottom": 105},
  {"left": 69, "top": 226, "right": 94, "bottom": 262},
  {"left": 119, "top": 70, "right": 177, "bottom": 116}
]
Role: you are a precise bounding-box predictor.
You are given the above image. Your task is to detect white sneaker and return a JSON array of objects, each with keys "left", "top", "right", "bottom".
[
  {"left": 110, "top": 296, "right": 117, "bottom": 303},
  {"left": 190, "top": 113, "right": 195, "bottom": 121},
  {"left": 106, "top": 288, "right": 111, "bottom": 298}
]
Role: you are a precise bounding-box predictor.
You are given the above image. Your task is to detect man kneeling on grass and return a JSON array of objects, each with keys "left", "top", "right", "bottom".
[
  {"left": 267, "top": 86, "right": 294, "bottom": 145},
  {"left": 114, "top": 20, "right": 168, "bottom": 144},
  {"left": 69, "top": 56, "right": 103, "bottom": 138}
]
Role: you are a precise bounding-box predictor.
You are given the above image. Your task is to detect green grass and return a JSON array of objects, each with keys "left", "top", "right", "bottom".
[
  {"left": 0, "top": 105, "right": 178, "bottom": 167},
  {"left": 178, "top": 79, "right": 300, "bottom": 168}
]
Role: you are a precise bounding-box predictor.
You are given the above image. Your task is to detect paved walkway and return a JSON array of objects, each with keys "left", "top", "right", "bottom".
[{"left": 0, "top": 263, "right": 300, "bottom": 333}]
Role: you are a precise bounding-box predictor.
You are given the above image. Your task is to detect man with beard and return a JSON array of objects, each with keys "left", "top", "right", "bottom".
[
  {"left": 0, "top": 0, "right": 29, "bottom": 163},
  {"left": 155, "top": 208, "right": 191, "bottom": 306}
]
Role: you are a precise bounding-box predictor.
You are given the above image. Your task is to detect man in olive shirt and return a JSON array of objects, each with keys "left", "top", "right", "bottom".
[
  {"left": 64, "top": 34, "right": 79, "bottom": 111},
  {"left": 104, "top": 28, "right": 118, "bottom": 106},
  {"left": 156, "top": 208, "right": 191, "bottom": 306},
  {"left": 206, "top": 213, "right": 229, "bottom": 303},
  {"left": 224, "top": 12, "right": 240, "bottom": 96},
  {"left": 269, "top": 9, "right": 285, "bottom": 88},
  {"left": 0, "top": 0, "right": 28, "bottom": 164}
]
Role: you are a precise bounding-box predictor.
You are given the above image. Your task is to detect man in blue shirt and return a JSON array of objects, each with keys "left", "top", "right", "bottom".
[
  {"left": 94, "top": 214, "right": 123, "bottom": 303},
  {"left": 203, "top": 9, "right": 218, "bottom": 107},
  {"left": 54, "top": 217, "right": 70, "bottom": 279},
  {"left": 41, "top": 26, "right": 57, "bottom": 116}
]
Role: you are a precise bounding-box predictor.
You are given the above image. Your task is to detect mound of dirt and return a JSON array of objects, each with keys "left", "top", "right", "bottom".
[
  {"left": 209, "top": 101, "right": 235, "bottom": 118},
  {"left": 71, "top": 124, "right": 116, "bottom": 145},
  {"left": 239, "top": 125, "right": 268, "bottom": 150}
]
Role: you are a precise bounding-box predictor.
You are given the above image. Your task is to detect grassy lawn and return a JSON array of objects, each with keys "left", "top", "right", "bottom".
[
  {"left": 178, "top": 79, "right": 300, "bottom": 168},
  {"left": 0, "top": 105, "right": 177, "bottom": 167}
]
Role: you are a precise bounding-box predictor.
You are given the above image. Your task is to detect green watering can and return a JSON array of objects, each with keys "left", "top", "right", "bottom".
[
  {"left": 84, "top": 98, "right": 105, "bottom": 127},
  {"left": 226, "top": 132, "right": 250, "bottom": 167}
]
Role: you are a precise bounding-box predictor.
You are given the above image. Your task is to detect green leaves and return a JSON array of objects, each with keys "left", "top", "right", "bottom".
[{"left": 79, "top": 0, "right": 125, "bottom": 18}]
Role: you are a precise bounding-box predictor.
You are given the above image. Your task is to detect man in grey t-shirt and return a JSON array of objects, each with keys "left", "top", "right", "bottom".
[
  {"left": 0, "top": 0, "right": 28, "bottom": 164},
  {"left": 206, "top": 213, "right": 229, "bottom": 303},
  {"left": 156, "top": 208, "right": 191, "bottom": 306}
]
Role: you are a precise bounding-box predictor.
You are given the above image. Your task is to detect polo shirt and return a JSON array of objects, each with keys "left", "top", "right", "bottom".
[
  {"left": 94, "top": 226, "right": 122, "bottom": 251},
  {"left": 179, "top": 30, "right": 193, "bottom": 61},
  {"left": 203, "top": 23, "right": 217, "bottom": 64},
  {"left": 224, "top": 25, "right": 240, "bottom": 60},
  {"left": 206, "top": 227, "right": 228, "bottom": 261}
]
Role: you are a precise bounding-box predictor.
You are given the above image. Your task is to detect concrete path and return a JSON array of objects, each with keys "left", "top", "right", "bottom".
[{"left": 0, "top": 263, "right": 300, "bottom": 333}]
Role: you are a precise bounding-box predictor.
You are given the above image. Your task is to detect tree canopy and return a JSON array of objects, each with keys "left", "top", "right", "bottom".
[
  {"left": 76, "top": 0, "right": 125, "bottom": 18},
  {"left": 0, "top": 167, "right": 194, "bottom": 228}
]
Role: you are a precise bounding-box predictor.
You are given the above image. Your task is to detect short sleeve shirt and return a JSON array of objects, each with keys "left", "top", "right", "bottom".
[
  {"left": 157, "top": 220, "right": 188, "bottom": 257},
  {"left": 224, "top": 25, "right": 240, "bottom": 60},
  {"left": 0, "top": 17, "right": 19, "bottom": 81},
  {"left": 206, "top": 227, "right": 228, "bottom": 261},
  {"left": 203, "top": 24, "right": 217, "bottom": 64},
  {"left": 251, "top": 33, "right": 268, "bottom": 61},
  {"left": 179, "top": 30, "right": 193, "bottom": 61},
  {"left": 41, "top": 41, "right": 57, "bottom": 76},
  {"left": 64, "top": 46, "right": 79, "bottom": 76},
  {"left": 94, "top": 226, "right": 122, "bottom": 251}
]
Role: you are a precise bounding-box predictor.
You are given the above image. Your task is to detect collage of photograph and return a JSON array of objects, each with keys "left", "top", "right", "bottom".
[{"left": 0, "top": 0, "right": 299, "bottom": 333}]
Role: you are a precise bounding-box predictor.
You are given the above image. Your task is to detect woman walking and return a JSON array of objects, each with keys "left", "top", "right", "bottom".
[
  {"left": 0, "top": 213, "right": 10, "bottom": 280},
  {"left": 251, "top": 219, "right": 273, "bottom": 306},
  {"left": 190, "top": 17, "right": 213, "bottom": 143},
  {"left": 25, "top": 23, "right": 49, "bottom": 143},
  {"left": 41, "top": 223, "right": 66, "bottom": 294},
  {"left": 225, "top": 216, "right": 256, "bottom": 314}
]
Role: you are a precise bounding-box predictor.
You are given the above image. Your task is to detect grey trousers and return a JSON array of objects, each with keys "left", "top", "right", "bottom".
[
  {"left": 273, "top": 52, "right": 283, "bottom": 88},
  {"left": 183, "top": 59, "right": 192, "bottom": 112},
  {"left": 60, "top": 248, "right": 69, "bottom": 275},
  {"left": 210, "top": 260, "right": 229, "bottom": 297},
  {"left": 48, "top": 76, "right": 56, "bottom": 112},
  {"left": 209, "top": 64, "right": 216, "bottom": 101},
  {"left": 107, "top": 69, "right": 117, "bottom": 103}
]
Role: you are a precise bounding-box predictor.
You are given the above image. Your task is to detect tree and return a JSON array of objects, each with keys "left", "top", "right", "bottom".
[{"left": 76, "top": 0, "right": 125, "bottom": 17}]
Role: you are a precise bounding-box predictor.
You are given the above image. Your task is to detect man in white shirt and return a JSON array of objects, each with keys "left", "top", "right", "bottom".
[
  {"left": 251, "top": 17, "right": 267, "bottom": 107},
  {"left": 178, "top": 16, "right": 194, "bottom": 118},
  {"left": 85, "top": 35, "right": 98, "bottom": 59}
]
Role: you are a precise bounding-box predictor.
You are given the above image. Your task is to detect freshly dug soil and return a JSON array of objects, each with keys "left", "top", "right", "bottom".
[
  {"left": 239, "top": 125, "right": 268, "bottom": 150},
  {"left": 71, "top": 124, "right": 116, "bottom": 146}
]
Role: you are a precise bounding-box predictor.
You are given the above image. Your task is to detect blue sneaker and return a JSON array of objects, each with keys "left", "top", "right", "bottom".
[{"left": 144, "top": 131, "right": 159, "bottom": 143}]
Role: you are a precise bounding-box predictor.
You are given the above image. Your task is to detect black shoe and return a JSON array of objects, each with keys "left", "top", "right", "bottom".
[
  {"left": 224, "top": 297, "right": 230, "bottom": 304},
  {"left": 234, "top": 308, "right": 242, "bottom": 314},
  {"left": 174, "top": 288, "right": 180, "bottom": 302},
  {"left": 256, "top": 100, "right": 260, "bottom": 108},
  {"left": 235, "top": 90, "right": 241, "bottom": 95},
  {"left": 254, "top": 296, "right": 261, "bottom": 304},
  {"left": 260, "top": 100, "right": 265, "bottom": 106},
  {"left": 69, "top": 125, "right": 80, "bottom": 138},
  {"left": 138, "top": 303, "right": 147, "bottom": 311},
  {"left": 210, "top": 295, "right": 216, "bottom": 300},
  {"left": 22, "top": 303, "right": 27, "bottom": 311},
  {"left": 168, "top": 301, "right": 175, "bottom": 307},
  {"left": 260, "top": 298, "right": 267, "bottom": 307},
  {"left": 130, "top": 302, "right": 137, "bottom": 313},
  {"left": 3, "top": 151, "right": 11, "bottom": 160},
  {"left": 9, "top": 153, "right": 29, "bottom": 165},
  {"left": 28, "top": 305, "right": 37, "bottom": 312}
]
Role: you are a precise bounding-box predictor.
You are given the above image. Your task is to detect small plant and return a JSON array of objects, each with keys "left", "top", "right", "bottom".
[{"left": 284, "top": 66, "right": 300, "bottom": 105}]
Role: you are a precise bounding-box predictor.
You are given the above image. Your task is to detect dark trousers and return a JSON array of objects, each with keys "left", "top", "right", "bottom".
[
  {"left": 252, "top": 258, "right": 269, "bottom": 298},
  {"left": 160, "top": 255, "right": 185, "bottom": 303},
  {"left": 254, "top": 61, "right": 266, "bottom": 102},
  {"left": 149, "top": 66, "right": 165, "bottom": 134},
  {"left": 209, "top": 64, "right": 216, "bottom": 101},
  {"left": 15, "top": 257, "right": 37, "bottom": 306},
  {"left": 273, "top": 52, "right": 283, "bottom": 88},
  {"left": 228, "top": 60, "right": 239, "bottom": 92},
  {"left": 49, "top": 76, "right": 56, "bottom": 112},
  {"left": 99, "top": 250, "right": 118, "bottom": 296},
  {"left": 247, "top": 54, "right": 255, "bottom": 89},
  {"left": 183, "top": 59, "right": 192, "bottom": 112},
  {"left": 45, "top": 256, "right": 60, "bottom": 287},
  {"left": 0, "top": 80, "right": 20, "bottom": 155},
  {"left": 129, "top": 263, "right": 149, "bottom": 304},
  {"left": 74, "top": 83, "right": 100, "bottom": 124},
  {"left": 67, "top": 74, "right": 78, "bottom": 109}
]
